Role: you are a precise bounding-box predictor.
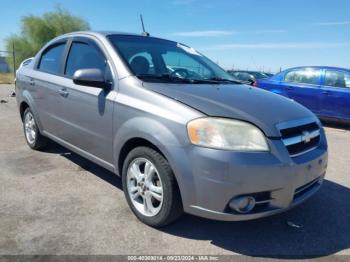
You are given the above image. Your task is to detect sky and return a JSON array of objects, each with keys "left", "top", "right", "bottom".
[{"left": 0, "top": 0, "right": 349, "bottom": 72}]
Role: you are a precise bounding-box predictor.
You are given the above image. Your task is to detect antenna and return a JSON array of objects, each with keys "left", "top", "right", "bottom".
[{"left": 140, "top": 14, "right": 150, "bottom": 36}]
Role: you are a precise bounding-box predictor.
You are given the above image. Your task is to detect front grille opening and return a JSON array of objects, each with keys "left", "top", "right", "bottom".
[
  {"left": 280, "top": 121, "right": 320, "bottom": 157},
  {"left": 280, "top": 122, "right": 319, "bottom": 138},
  {"left": 286, "top": 136, "right": 320, "bottom": 156},
  {"left": 251, "top": 191, "right": 271, "bottom": 202},
  {"left": 294, "top": 177, "right": 321, "bottom": 200}
]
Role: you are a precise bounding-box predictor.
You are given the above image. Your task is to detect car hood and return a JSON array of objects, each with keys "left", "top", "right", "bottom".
[{"left": 143, "top": 82, "right": 316, "bottom": 137}]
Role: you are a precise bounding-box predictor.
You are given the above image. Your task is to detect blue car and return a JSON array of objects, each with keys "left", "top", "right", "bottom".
[{"left": 256, "top": 66, "right": 350, "bottom": 123}]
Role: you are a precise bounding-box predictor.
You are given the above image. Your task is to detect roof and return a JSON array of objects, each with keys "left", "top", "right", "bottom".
[
  {"left": 58, "top": 30, "right": 173, "bottom": 43},
  {"left": 94, "top": 31, "right": 144, "bottom": 36},
  {"left": 285, "top": 66, "right": 350, "bottom": 71}
]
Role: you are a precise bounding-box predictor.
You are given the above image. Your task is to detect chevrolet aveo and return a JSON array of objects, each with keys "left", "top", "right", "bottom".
[{"left": 16, "top": 31, "right": 328, "bottom": 227}]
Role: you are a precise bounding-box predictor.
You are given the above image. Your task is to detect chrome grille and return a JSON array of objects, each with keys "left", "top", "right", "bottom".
[{"left": 280, "top": 121, "right": 321, "bottom": 157}]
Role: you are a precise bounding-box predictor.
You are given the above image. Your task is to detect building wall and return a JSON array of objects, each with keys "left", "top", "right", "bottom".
[{"left": 0, "top": 56, "right": 10, "bottom": 73}]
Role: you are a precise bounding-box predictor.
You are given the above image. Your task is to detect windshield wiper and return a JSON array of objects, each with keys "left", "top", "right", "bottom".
[
  {"left": 204, "top": 77, "right": 243, "bottom": 84},
  {"left": 136, "top": 74, "right": 187, "bottom": 82},
  {"left": 136, "top": 74, "right": 219, "bottom": 84}
]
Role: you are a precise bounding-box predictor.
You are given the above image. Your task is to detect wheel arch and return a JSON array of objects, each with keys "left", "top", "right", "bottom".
[
  {"left": 19, "top": 101, "right": 29, "bottom": 121},
  {"left": 117, "top": 136, "right": 186, "bottom": 207},
  {"left": 19, "top": 90, "right": 44, "bottom": 132},
  {"left": 117, "top": 137, "right": 166, "bottom": 177}
]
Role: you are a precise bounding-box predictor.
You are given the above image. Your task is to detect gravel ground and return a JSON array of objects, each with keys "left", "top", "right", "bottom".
[{"left": 0, "top": 84, "right": 349, "bottom": 259}]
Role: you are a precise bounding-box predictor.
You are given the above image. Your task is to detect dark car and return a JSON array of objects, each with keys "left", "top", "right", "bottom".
[
  {"left": 227, "top": 70, "right": 272, "bottom": 85},
  {"left": 256, "top": 66, "right": 350, "bottom": 123},
  {"left": 264, "top": 72, "right": 274, "bottom": 77}
]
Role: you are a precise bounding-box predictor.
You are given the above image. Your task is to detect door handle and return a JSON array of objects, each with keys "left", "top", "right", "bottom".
[
  {"left": 285, "top": 86, "right": 293, "bottom": 90},
  {"left": 58, "top": 88, "right": 69, "bottom": 97},
  {"left": 322, "top": 91, "right": 331, "bottom": 95}
]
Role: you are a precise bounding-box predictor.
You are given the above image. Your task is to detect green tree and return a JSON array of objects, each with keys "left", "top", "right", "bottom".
[{"left": 5, "top": 7, "right": 90, "bottom": 70}]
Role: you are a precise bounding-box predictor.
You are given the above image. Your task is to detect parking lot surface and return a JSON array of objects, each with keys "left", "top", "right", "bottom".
[{"left": 0, "top": 84, "right": 349, "bottom": 258}]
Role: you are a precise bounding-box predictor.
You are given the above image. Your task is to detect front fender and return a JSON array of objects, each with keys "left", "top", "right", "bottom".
[
  {"left": 113, "top": 116, "right": 184, "bottom": 163},
  {"left": 113, "top": 116, "right": 195, "bottom": 208}
]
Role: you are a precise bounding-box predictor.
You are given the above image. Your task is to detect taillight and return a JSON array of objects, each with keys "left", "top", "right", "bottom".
[{"left": 252, "top": 81, "right": 257, "bottom": 87}]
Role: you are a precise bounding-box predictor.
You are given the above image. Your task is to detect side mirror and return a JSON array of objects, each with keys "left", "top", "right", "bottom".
[{"left": 73, "top": 68, "right": 110, "bottom": 89}]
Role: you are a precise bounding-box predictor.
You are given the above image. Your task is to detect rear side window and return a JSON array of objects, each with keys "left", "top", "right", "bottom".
[
  {"left": 284, "top": 68, "right": 320, "bottom": 85},
  {"left": 38, "top": 43, "right": 65, "bottom": 74},
  {"left": 325, "top": 70, "right": 350, "bottom": 88},
  {"left": 65, "top": 42, "right": 107, "bottom": 77}
]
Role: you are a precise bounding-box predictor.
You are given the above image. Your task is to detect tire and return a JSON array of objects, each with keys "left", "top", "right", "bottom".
[
  {"left": 23, "top": 107, "right": 48, "bottom": 150},
  {"left": 122, "top": 146, "right": 183, "bottom": 227}
]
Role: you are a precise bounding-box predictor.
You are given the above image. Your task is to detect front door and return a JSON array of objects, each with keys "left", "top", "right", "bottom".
[{"left": 57, "top": 38, "right": 116, "bottom": 164}]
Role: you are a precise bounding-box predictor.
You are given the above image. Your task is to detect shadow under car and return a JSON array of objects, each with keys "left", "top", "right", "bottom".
[{"left": 46, "top": 141, "right": 350, "bottom": 259}]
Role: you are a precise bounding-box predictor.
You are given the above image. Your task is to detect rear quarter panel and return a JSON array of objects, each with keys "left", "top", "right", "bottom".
[{"left": 15, "top": 65, "right": 45, "bottom": 130}]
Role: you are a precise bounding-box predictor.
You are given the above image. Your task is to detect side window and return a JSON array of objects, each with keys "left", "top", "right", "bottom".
[
  {"left": 38, "top": 43, "right": 65, "bottom": 74},
  {"left": 325, "top": 70, "right": 350, "bottom": 88},
  {"left": 284, "top": 69, "right": 320, "bottom": 85},
  {"left": 65, "top": 41, "right": 107, "bottom": 77},
  {"left": 162, "top": 51, "right": 211, "bottom": 78},
  {"left": 284, "top": 70, "right": 297, "bottom": 82}
]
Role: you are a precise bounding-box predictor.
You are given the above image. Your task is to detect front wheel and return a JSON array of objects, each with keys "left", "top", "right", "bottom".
[{"left": 122, "top": 147, "right": 183, "bottom": 227}]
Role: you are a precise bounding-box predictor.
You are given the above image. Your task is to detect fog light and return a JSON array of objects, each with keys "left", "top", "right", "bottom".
[{"left": 229, "top": 196, "right": 256, "bottom": 214}]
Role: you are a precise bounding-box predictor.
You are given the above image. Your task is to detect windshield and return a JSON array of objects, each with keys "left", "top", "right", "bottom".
[{"left": 107, "top": 34, "right": 236, "bottom": 83}]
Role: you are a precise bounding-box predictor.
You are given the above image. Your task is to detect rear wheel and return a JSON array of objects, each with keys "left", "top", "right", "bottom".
[
  {"left": 122, "top": 146, "right": 183, "bottom": 227},
  {"left": 23, "top": 108, "right": 48, "bottom": 150}
]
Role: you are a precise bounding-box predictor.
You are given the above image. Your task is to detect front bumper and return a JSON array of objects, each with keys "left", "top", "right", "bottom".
[{"left": 171, "top": 130, "right": 328, "bottom": 221}]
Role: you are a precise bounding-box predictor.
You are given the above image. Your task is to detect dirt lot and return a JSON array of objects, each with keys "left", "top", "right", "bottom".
[
  {"left": 0, "top": 74, "right": 14, "bottom": 84},
  {"left": 0, "top": 84, "right": 349, "bottom": 258}
]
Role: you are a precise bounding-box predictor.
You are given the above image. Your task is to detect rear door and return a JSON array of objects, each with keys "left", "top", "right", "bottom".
[
  {"left": 320, "top": 69, "right": 350, "bottom": 121},
  {"left": 57, "top": 37, "right": 116, "bottom": 164},
  {"left": 281, "top": 68, "right": 322, "bottom": 114},
  {"left": 31, "top": 40, "right": 68, "bottom": 136}
]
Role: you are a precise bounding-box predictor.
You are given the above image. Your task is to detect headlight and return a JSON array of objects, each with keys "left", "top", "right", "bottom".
[{"left": 187, "top": 117, "right": 269, "bottom": 151}]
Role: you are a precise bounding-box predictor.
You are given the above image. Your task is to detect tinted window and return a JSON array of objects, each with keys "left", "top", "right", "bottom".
[
  {"left": 284, "top": 69, "right": 320, "bottom": 85},
  {"left": 234, "top": 72, "right": 253, "bottom": 81},
  {"left": 107, "top": 34, "right": 234, "bottom": 82},
  {"left": 162, "top": 51, "right": 211, "bottom": 78},
  {"left": 38, "top": 43, "right": 65, "bottom": 74},
  {"left": 251, "top": 72, "right": 268, "bottom": 79},
  {"left": 128, "top": 51, "right": 154, "bottom": 75},
  {"left": 65, "top": 42, "right": 107, "bottom": 77},
  {"left": 325, "top": 70, "right": 350, "bottom": 88}
]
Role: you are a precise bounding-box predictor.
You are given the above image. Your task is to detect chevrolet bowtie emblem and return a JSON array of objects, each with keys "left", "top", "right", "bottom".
[{"left": 301, "top": 131, "right": 312, "bottom": 144}]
